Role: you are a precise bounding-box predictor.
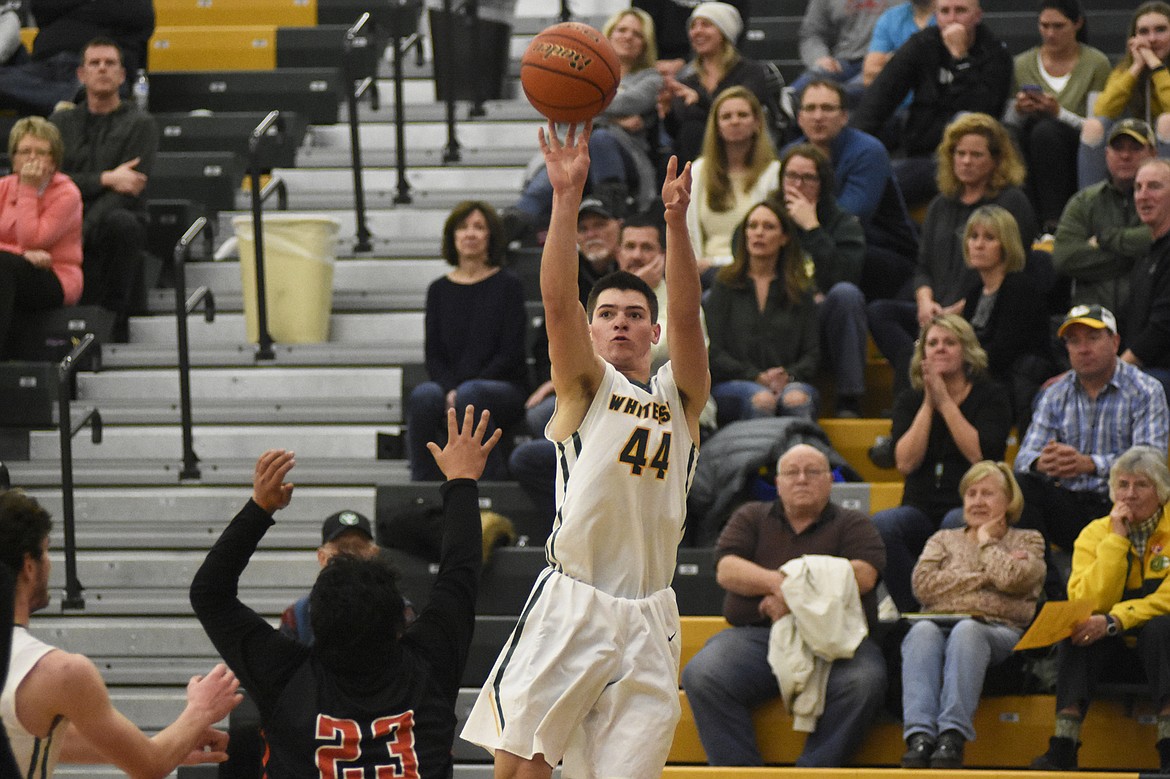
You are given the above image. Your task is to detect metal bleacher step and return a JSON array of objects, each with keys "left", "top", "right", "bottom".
[
  {"left": 271, "top": 166, "right": 524, "bottom": 210},
  {"left": 74, "top": 366, "right": 402, "bottom": 424},
  {"left": 127, "top": 310, "right": 423, "bottom": 352},
  {"left": 151, "top": 257, "right": 445, "bottom": 313},
  {"left": 297, "top": 119, "right": 542, "bottom": 167},
  {"left": 5, "top": 456, "right": 407, "bottom": 487}
]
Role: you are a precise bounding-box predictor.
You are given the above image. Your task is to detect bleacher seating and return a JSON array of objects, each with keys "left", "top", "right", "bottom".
[{"left": 9, "top": 0, "right": 1166, "bottom": 776}]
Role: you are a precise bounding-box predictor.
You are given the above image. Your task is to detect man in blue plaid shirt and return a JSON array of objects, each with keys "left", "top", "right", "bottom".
[{"left": 1014, "top": 304, "right": 1169, "bottom": 555}]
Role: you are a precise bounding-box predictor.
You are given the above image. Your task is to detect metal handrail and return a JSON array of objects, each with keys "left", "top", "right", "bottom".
[
  {"left": 172, "top": 216, "right": 216, "bottom": 482},
  {"left": 344, "top": 13, "right": 377, "bottom": 251},
  {"left": 247, "top": 109, "right": 284, "bottom": 360},
  {"left": 57, "top": 333, "right": 102, "bottom": 611},
  {"left": 440, "top": 0, "right": 461, "bottom": 162}
]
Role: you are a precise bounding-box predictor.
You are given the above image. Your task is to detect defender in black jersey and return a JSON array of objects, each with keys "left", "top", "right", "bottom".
[{"left": 191, "top": 407, "right": 501, "bottom": 778}]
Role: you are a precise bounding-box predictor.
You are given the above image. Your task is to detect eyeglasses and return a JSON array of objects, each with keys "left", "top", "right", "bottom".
[
  {"left": 779, "top": 467, "right": 829, "bottom": 480},
  {"left": 12, "top": 147, "right": 52, "bottom": 158},
  {"left": 799, "top": 103, "right": 842, "bottom": 114},
  {"left": 782, "top": 171, "right": 820, "bottom": 186}
]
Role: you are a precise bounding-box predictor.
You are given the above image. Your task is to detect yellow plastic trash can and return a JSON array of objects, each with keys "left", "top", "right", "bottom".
[{"left": 234, "top": 214, "right": 340, "bottom": 344}]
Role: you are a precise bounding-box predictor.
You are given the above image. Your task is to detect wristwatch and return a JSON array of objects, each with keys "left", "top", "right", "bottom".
[{"left": 1105, "top": 615, "right": 1120, "bottom": 636}]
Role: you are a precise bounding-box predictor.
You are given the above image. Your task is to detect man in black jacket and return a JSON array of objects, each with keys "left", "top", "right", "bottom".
[
  {"left": 1122, "top": 157, "right": 1170, "bottom": 399},
  {"left": 851, "top": 0, "right": 1011, "bottom": 207},
  {"left": 191, "top": 407, "right": 500, "bottom": 778}
]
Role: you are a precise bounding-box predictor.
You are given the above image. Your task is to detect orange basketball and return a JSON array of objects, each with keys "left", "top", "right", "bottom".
[{"left": 520, "top": 22, "right": 621, "bottom": 124}]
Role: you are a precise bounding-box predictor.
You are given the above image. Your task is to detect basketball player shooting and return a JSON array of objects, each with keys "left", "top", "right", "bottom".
[{"left": 460, "top": 122, "right": 709, "bottom": 778}]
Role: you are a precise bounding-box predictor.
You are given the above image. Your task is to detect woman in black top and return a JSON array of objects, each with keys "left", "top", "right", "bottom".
[{"left": 870, "top": 314, "right": 1012, "bottom": 612}]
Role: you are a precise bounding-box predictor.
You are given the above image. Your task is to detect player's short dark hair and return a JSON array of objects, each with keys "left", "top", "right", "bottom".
[
  {"left": 0, "top": 490, "right": 52, "bottom": 575},
  {"left": 82, "top": 36, "right": 125, "bottom": 67},
  {"left": 309, "top": 554, "right": 406, "bottom": 663},
  {"left": 619, "top": 212, "right": 664, "bottom": 248},
  {"left": 586, "top": 270, "right": 659, "bottom": 324}
]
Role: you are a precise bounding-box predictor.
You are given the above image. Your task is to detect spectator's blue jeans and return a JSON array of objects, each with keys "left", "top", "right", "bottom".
[
  {"left": 682, "top": 625, "right": 887, "bottom": 766},
  {"left": 867, "top": 298, "right": 918, "bottom": 398},
  {"left": 819, "top": 282, "right": 867, "bottom": 398},
  {"left": 871, "top": 505, "right": 936, "bottom": 612},
  {"left": 901, "top": 618, "right": 1022, "bottom": 742},
  {"left": 508, "top": 437, "right": 556, "bottom": 523},
  {"left": 514, "top": 126, "right": 628, "bottom": 224},
  {"left": 711, "top": 380, "right": 820, "bottom": 426},
  {"left": 406, "top": 379, "right": 525, "bottom": 481}
]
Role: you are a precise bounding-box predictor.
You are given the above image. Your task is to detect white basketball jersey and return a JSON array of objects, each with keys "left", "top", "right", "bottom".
[
  {"left": 546, "top": 361, "right": 699, "bottom": 598},
  {"left": 3, "top": 627, "right": 64, "bottom": 778}
]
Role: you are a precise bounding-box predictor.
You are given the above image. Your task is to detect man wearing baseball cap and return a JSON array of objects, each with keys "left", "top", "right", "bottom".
[
  {"left": 1014, "top": 304, "right": 1168, "bottom": 559},
  {"left": 278, "top": 509, "right": 382, "bottom": 645},
  {"left": 1053, "top": 118, "right": 1156, "bottom": 313},
  {"left": 1120, "top": 156, "right": 1170, "bottom": 400}
]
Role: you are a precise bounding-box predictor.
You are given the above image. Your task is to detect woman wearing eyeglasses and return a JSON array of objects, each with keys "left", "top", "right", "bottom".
[
  {"left": 0, "top": 116, "right": 82, "bottom": 358},
  {"left": 771, "top": 143, "right": 867, "bottom": 417}
]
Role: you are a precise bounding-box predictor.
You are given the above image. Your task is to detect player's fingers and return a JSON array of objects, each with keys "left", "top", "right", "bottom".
[
  {"left": 481, "top": 426, "right": 504, "bottom": 455},
  {"left": 472, "top": 408, "right": 492, "bottom": 442},
  {"left": 462, "top": 405, "right": 478, "bottom": 439},
  {"left": 426, "top": 441, "right": 442, "bottom": 459},
  {"left": 442, "top": 406, "right": 460, "bottom": 440}
]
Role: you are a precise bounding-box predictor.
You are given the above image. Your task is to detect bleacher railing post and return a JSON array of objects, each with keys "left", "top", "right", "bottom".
[
  {"left": 345, "top": 12, "right": 378, "bottom": 249},
  {"left": 57, "top": 333, "right": 100, "bottom": 611},
  {"left": 441, "top": 0, "right": 462, "bottom": 162},
  {"left": 172, "top": 216, "right": 215, "bottom": 481},
  {"left": 247, "top": 110, "right": 283, "bottom": 360}
]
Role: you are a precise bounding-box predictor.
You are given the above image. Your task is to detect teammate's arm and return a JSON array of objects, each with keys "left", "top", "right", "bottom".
[
  {"left": 539, "top": 122, "right": 606, "bottom": 409},
  {"left": 661, "top": 156, "right": 710, "bottom": 441},
  {"left": 40, "top": 652, "right": 240, "bottom": 778}
]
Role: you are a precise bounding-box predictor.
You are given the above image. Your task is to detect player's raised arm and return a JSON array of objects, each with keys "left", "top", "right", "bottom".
[
  {"left": 662, "top": 156, "right": 710, "bottom": 437},
  {"left": 539, "top": 122, "right": 605, "bottom": 401}
]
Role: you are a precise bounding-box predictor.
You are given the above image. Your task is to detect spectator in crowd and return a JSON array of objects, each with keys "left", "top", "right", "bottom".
[
  {"left": 658, "top": 2, "right": 769, "bottom": 166},
  {"left": 900, "top": 461, "right": 1045, "bottom": 769},
  {"left": 867, "top": 113, "right": 1035, "bottom": 398},
  {"left": 502, "top": 8, "right": 662, "bottom": 238},
  {"left": 524, "top": 197, "right": 621, "bottom": 436},
  {"left": 633, "top": 0, "right": 749, "bottom": 75},
  {"left": 1014, "top": 304, "right": 1169, "bottom": 556},
  {"left": 791, "top": 0, "right": 896, "bottom": 103},
  {"left": 192, "top": 409, "right": 501, "bottom": 777},
  {"left": 959, "top": 205, "right": 1053, "bottom": 431},
  {"left": 784, "top": 79, "right": 919, "bottom": 301},
  {"left": 1053, "top": 118, "right": 1156, "bottom": 313},
  {"left": 1005, "top": 0, "right": 1111, "bottom": 233},
  {"left": 0, "top": 117, "right": 82, "bottom": 359},
  {"left": 704, "top": 201, "right": 820, "bottom": 423},
  {"left": 407, "top": 201, "right": 527, "bottom": 481},
  {"left": 1078, "top": 2, "right": 1170, "bottom": 189},
  {"left": 682, "top": 443, "right": 887, "bottom": 767},
  {"left": 1030, "top": 446, "right": 1170, "bottom": 774},
  {"left": 772, "top": 144, "right": 867, "bottom": 417},
  {"left": 0, "top": 0, "right": 153, "bottom": 115},
  {"left": 870, "top": 314, "right": 1012, "bottom": 612},
  {"left": 851, "top": 0, "right": 1012, "bottom": 208},
  {"left": 278, "top": 509, "right": 395, "bottom": 645},
  {"left": 2, "top": 489, "right": 241, "bottom": 777},
  {"left": 1120, "top": 156, "right": 1170, "bottom": 397},
  {"left": 863, "top": 0, "right": 936, "bottom": 88},
  {"left": 686, "top": 86, "right": 779, "bottom": 280},
  {"left": 50, "top": 37, "right": 156, "bottom": 337}
]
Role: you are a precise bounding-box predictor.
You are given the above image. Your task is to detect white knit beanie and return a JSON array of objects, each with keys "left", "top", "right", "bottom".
[{"left": 689, "top": 2, "right": 743, "bottom": 44}]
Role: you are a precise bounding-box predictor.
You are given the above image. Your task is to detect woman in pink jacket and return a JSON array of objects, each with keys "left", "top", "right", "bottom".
[{"left": 0, "top": 116, "right": 83, "bottom": 357}]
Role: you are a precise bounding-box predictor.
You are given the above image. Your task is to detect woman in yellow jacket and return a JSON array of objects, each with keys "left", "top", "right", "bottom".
[
  {"left": 1078, "top": 1, "right": 1170, "bottom": 188},
  {"left": 1031, "top": 445, "right": 1170, "bottom": 772}
]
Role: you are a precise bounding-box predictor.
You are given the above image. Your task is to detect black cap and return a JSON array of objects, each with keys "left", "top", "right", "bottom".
[
  {"left": 1107, "top": 118, "right": 1155, "bottom": 148},
  {"left": 578, "top": 197, "right": 614, "bottom": 221},
  {"left": 1057, "top": 304, "right": 1118, "bottom": 337},
  {"left": 321, "top": 510, "right": 373, "bottom": 545}
]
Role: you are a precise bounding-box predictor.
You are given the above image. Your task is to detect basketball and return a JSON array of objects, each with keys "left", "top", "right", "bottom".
[{"left": 520, "top": 22, "right": 621, "bottom": 124}]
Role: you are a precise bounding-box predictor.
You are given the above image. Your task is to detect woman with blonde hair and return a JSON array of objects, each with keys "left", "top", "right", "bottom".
[
  {"left": 959, "top": 205, "right": 1054, "bottom": 430},
  {"left": 868, "top": 113, "right": 1038, "bottom": 397},
  {"left": 659, "top": 1, "right": 770, "bottom": 166},
  {"left": 900, "top": 460, "right": 1045, "bottom": 769},
  {"left": 704, "top": 200, "right": 820, "bottom": 423},
  {"left": 869, "top": 314, "right": 1013, "bottom": 613},
  {"left": 0, "top": 117, "right": 83, "bottom": 358},
  {"left": 686, "top": 86, "right": 779, "bottom": 278}
]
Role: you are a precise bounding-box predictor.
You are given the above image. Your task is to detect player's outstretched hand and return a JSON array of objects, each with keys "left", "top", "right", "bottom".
[
  {"left": 185, "top": 663, "right": 243, "bottom": 730},
  {"left": 252, "top": 449, "right": 295, "bottom": 513},
  {"left": 661, "top": 155, "right": 692, "bottom": 222},
  {"left": 180, "top": 727, "right": 231, "bottom": 765},
  {"left": 427, "top": 406, "right": 503, "bottom": 482},
  {"left": 540, "top": 120, "right": 592, "bottom": 194}
]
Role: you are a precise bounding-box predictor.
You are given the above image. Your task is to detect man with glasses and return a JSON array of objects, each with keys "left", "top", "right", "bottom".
[
  {"left": 682, "top": 443, "right": 887, "bottom": 767},
  {"left": 1013, "top": 304, "right": 1168, "bottom": 557},
  {"left": 785, "top": 80, "right": 918, "bottom": 300}
]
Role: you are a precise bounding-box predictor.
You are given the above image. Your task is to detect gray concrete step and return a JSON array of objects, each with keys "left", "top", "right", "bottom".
[
  {"left": 5, "top": 457, "right": 408, "bottom": 487},
  {"left": 127, "top": 310, "right": 424, "bottom": 350}
]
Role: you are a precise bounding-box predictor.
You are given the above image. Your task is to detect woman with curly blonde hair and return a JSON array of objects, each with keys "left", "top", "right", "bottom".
[
  {"left": 870, "top": 314, "right": 1012, "bottom": 613},
  {"left": 868, "top": 113, "right": 1038, "bottom": 397}
]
